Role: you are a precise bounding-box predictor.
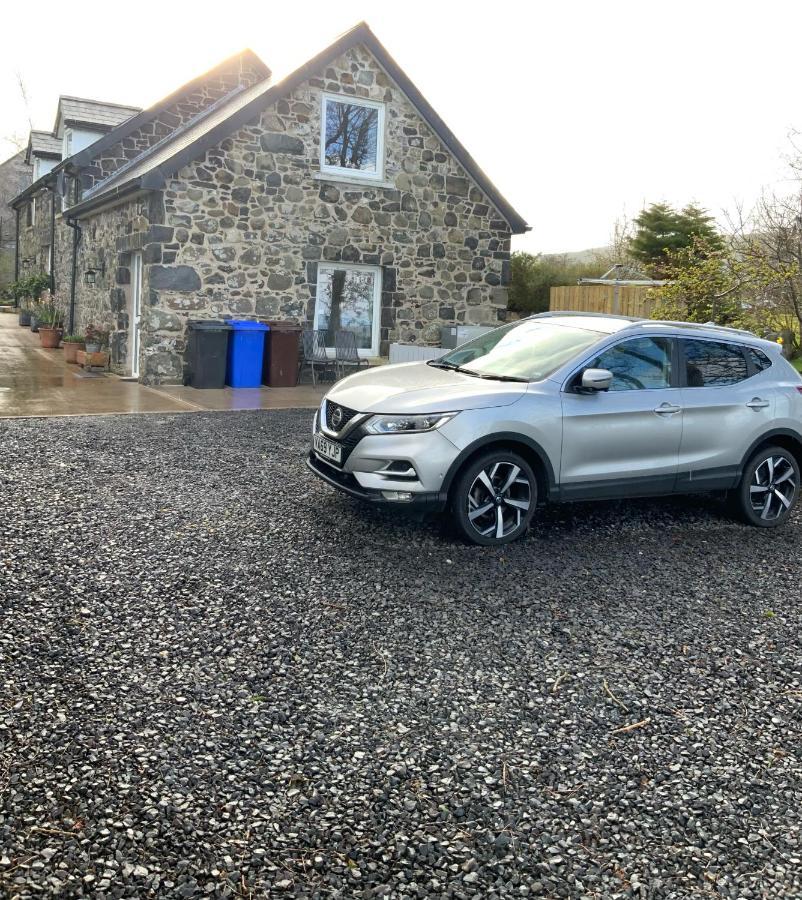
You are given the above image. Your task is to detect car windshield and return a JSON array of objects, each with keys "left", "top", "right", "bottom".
[{"left": 434, "top": 320, "right": 605, "bottom": 381}]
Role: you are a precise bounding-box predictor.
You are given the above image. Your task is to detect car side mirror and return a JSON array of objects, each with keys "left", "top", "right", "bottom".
[{"left": 579, "top": 368, "right": 613, "bottom": 392}]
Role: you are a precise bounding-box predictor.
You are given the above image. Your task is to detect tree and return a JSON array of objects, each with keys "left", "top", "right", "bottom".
[
  {"left": 629, "top": 202, "right": 723, "bottom": 276},
  {"left": 507, "top": 252, "right": 607, "bottom": 316},
  {"left": 649, "top": 236, "right": 790, "bottom": 330}
]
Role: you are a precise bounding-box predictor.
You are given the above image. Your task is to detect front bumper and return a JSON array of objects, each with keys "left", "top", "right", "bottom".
[{"left": 307, "top": 452, "right": 448, "bottom": 511}]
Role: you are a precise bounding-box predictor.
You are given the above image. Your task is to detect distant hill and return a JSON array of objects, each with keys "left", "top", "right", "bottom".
[{"left": 543, "top": 246, "right": 613, "bottom": 265}]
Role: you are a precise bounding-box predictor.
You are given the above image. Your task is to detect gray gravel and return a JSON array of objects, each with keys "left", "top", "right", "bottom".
[{"left": 1, "top": 409, "right": 801, "bottom": 898}]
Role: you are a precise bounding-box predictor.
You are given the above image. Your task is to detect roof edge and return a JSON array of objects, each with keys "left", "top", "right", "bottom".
[
  {"left": 68, "top": 48, "right": 271, "bottom": 169},
  {"left": 85, "top": 22, "right": 529, "bottom": 233}
]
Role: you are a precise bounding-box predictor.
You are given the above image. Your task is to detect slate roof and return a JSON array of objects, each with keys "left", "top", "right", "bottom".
[
  {"left": 54, "top": 96, "right": 141, "bottom": 134},
  {"left": 28, "top": 130, "right": 62, "bottom": 160},
  {"left": 67, "top": 23, "right": 530, "bottom": 234}
]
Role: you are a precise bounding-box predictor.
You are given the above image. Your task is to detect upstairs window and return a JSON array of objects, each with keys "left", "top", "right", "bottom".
[
  {"left": 26, "top": 199, "right": 34, "bottom": 228},
  {"left": 320, "top": 94, "right": 384, "bottom": 180}
]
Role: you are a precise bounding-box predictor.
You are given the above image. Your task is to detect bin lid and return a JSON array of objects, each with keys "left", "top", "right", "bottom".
[
  {"left": 227, "top": 319, "right": 269, "bottom": 331},
  {"left": 263, "top": 319, "right": 302, "bottom": 332},
  {"left": 188, "top": 319, "right": 231, "bottom": 330}
]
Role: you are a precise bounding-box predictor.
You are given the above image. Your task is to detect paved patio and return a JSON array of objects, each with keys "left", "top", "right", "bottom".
[{"left": 0, "top": 312, "right": 326, "bottom": 418}]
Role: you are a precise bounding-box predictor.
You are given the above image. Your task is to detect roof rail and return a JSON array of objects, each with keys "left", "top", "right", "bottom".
[
  {"left": 645, "top": 319, "right": 758, "bottom": 337},
  {"left": 530, "top": 311, "right": 644, "bottom": 322}
]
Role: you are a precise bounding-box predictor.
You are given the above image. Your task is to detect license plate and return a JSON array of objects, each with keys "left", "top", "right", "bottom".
[{"left": 314, "top": 432, "right": 342, "bottom": 465}]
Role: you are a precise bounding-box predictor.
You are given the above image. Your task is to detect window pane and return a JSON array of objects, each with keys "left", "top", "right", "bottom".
[
  {"left": 315, "top": 267, "right": 378, "bottom": 349},
  {"left": 324, "top": 99, "right": 379, "bottom": 173},
  {"left": 591, "top": 337, "right": 672, "bottom": 391},
  {"left": 683, "top": 340, "right": 748, "bottom": 386},
  {"left": 747, "top": 347, "right": 772, "bottom": 372}
]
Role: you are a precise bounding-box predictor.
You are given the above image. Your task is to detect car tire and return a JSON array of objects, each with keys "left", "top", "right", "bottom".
[
  {"left": 731, "top": 445, "right": 799, "bottom": 527},
  {"left": 452, "top": 449, "right": 537, "bottom": 546}
]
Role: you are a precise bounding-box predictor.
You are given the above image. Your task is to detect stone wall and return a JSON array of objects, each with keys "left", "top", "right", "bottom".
[
  {"left": 81, "top": 58, "right": 268, "bottom": 191},
  {"left": 72, "top": 197, "right": 156, "bottom": 374},
  {"left": 0, "top": 150, "right": 32, "bottom": 289},
  {"left": 129, "top": 43, "right": 511, "bottom": 381},
  {"left": 16, "top": 187, "right": 55, "bottom": 284}
]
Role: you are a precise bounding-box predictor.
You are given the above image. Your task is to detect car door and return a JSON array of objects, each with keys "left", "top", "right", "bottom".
[
  {"left": 677, "top": 338, "right": 775, "bottom": 490},
  {"left": 559, "top": 335, "right": 683, "bottom": 499}
]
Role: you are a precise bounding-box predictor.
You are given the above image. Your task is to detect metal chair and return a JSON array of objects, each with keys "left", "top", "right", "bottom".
[
  {"left": 299, "top": 329, "right": 336, "bottom": 385},
  {"left": 334, "top": 330, "right": 371, "bottom": 380}
]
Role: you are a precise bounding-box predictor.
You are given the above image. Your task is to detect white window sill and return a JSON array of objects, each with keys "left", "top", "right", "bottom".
[{"left": 313, "top": 171, "right": 395, "bottom": 190}]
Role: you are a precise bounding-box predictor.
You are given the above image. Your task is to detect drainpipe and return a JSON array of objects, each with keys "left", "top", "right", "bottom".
[
  {"left": 49, "top": 177, "right": 56, "bottom": 295},
  {"left": 67, "top": 176, "right": 81, "bottom": 334},
  {"left": 14, "top": 206, "right": 20, "bottom": 283}
]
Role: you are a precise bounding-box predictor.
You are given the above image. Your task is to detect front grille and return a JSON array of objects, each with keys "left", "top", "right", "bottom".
[{"left": 325, "top": 401, "right": 359, "bottom": 434}]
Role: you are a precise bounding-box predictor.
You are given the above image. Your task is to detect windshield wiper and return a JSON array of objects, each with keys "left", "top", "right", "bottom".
[
  {"left": 426, "top": 359, "right": 528, "bottom": 382},
  {"left": 426, "top": 360, "right": 459, "bottom": 370},
  {"left": 469, "top": 372, "right": 530, "bottom": 383}
]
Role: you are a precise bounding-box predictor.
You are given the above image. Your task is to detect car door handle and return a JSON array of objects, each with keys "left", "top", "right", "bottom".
[
  {"left": 746, "top": 398, "right": 769, "bottom": 410},
  {"left": 654, "top": 403, "right": 682, "bottom": 416}
]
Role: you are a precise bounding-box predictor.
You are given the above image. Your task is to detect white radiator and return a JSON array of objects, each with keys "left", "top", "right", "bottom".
[{"left": 388, "top": 343, "right": 444, "bottom": 363}]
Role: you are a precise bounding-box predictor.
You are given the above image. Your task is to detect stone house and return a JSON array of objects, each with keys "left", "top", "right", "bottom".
[
  {"left": 12, "top": 99, "right": 142, "bottom": 298},
  {"left": 0, "top": 150, "right": 32, "bottom": 289},
  {"left": 17, "top": 23, "right": 528, "bottom": 382}
]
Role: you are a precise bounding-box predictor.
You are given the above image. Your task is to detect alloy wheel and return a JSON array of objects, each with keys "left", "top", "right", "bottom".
[
  {"left": 749, "top": 455, "right": 797, "bottom": 521},
  {"left": 466, "top": 461, "right": 532, "bottom": 540}
]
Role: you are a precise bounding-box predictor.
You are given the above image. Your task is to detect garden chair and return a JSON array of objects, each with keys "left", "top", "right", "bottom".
[
  {"left": 299, "top": 329, "right": 336, "bottom": 385},
  {"left": 334, "top": 330, "right": 371, "bottom": 380}
]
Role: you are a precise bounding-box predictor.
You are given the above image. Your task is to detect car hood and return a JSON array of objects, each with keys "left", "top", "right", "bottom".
[{"left": 325, "top": 361, "right": 527, "bottom": 413}]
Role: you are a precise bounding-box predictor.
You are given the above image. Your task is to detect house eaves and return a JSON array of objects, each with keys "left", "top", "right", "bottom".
[
  {"left": 11, "top": 169, "right": 57, "bottom": 209},
  {"left": 65, "top": 24, "right": 529, "bottom": 233}
]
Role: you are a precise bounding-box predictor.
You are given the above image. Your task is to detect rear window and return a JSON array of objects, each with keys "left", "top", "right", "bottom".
[
  {"left": 746, "top": 347, "right": 772, "bottom": 372},
  {"left": 682, "top": 339, "right": 748, "bottom": 387}
]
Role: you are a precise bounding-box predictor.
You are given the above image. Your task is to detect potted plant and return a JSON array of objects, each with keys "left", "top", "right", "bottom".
[
  {"left": 62, "top": 334, "right": 86, "bottom": 364},
  {"left": 37, "top": 292, "right": 65, "bottom": 349},
  {"left": 84, "top": 324, "right": 104, "bottom": 353},
  {"left": 18, "top": 306, "right": 32, "bottom": 327},
  {"left": 29, "top": 301, "right": 40, "bottom": 333}
]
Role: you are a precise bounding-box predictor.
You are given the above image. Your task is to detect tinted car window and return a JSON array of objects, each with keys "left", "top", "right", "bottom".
[
  {"left": 683, "top": 340, "right": 748, "bottom": 387},
  {"left": 591, "top": 337, "right": 672, "bottom": 391},
  {"left": 746, "top": 347, "right": 772, "bottom": 372}
]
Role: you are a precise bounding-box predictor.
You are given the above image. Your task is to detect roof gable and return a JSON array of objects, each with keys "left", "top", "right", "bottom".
[
  {"left": 54, "top": 96, "right": 141, "bottom": 137},
  {"left": 68, "top": 24, "right": 529, "bottom": 233},
  {"left": 26, "top": 130, "right": 62, "bottom": 163}
]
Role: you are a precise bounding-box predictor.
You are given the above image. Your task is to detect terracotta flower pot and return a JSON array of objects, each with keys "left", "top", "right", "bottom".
[
  {"left": 39, "top": 327, "right": 63, "bottom": 349},
  {"left": 63, "top": 341, "right": 85, "bottom": 363}
]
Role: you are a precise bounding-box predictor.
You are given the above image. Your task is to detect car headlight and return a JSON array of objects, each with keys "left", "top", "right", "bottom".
[{"left": 364, "top": 412, "right": 458, "bottom": 435}]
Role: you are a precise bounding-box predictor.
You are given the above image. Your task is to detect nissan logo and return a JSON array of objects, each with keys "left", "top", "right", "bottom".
[{"left": 331, "top": 406, "right": 343, "bottom": 429}]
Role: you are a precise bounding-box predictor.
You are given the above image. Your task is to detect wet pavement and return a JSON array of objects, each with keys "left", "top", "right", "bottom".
[{"left": 0, "top": 312, "right": 326, "bottom": 418}]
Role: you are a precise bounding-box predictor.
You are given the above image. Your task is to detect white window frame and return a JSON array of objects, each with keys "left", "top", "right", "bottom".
[
  {"left": 319, "top": 93, "right": 385, "bottom": 181},
  {"left": 63, "top": 128, "right": 73, "bottom": 158},
  {"left": 30, "top": 197, "right": 36, "bottom": 227},
  {"left": 314, "top": 262, "right": 382, "bottom": 358}
]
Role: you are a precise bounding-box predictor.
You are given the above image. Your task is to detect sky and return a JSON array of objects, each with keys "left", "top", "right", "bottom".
[{"left": 2, "top": 0, "right": 801, "bottom": 255}]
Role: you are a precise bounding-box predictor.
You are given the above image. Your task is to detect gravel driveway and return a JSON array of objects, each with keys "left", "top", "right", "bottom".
[{"left": 1, "top": 409, "right": 800, "bottom": 898}]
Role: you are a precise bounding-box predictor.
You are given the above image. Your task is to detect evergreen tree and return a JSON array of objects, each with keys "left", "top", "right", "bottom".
[{"left": 629, "top": 203, "right": 722, "bottom": 275}]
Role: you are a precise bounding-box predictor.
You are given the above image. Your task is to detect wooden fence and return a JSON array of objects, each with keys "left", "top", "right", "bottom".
[{"left": 549, "top": 284, "right": 656, "bottom": 318}]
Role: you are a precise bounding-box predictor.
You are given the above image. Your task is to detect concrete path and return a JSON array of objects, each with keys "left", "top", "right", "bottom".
[{"left": 0, "top": 312, "right": 326, "bottom": 418}]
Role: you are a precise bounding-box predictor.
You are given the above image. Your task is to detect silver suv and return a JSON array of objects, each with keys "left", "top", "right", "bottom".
[{"left": 307, "top": 313, "right": 802, "bottom": 545}]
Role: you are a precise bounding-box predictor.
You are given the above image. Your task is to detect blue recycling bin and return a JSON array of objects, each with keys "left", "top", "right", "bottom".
[{"left": 226, "top": 320, "right": 269, "bottom": 387}]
